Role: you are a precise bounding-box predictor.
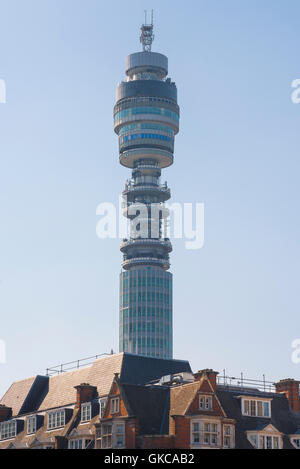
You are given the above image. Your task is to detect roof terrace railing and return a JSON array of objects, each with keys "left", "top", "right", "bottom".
[
  {"left": 217, "top": 372, "right": 276, "bottom": 394},
  {"left": 46, "top": 353, "right": 113, "bottom": 376}
]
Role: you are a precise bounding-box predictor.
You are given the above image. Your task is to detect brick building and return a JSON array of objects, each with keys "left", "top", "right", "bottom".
[{"left": 0, "top": 353, "right": 300, "bottom": 449}]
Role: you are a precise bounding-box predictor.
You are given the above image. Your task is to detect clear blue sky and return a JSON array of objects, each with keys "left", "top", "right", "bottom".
[{"left": 0, "top": 0, "right": 299, "bottom": 397}]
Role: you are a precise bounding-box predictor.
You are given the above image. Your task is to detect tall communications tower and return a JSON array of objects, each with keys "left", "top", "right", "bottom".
[{"left": 114, "top": 18, "right": 180, "bottom": 359}]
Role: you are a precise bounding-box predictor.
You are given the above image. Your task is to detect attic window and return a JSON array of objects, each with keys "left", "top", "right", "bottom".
[
  {"left": 291, "top": 438, "right": 300, "bottom": 449},
  {"left": 248, "top": 432, "right": 281, "bottom": 449},
  {"left": 110, "top": 398, "right": 120, "bottom": 415},
  {"left": 242, "top": 399, "right": 271, "bottom": 418},
  {"left": 81, "top": 403, "right": 92, "bottom": 423},
  {"left": 0, "top": 420, "right": 17, "bottom": 440},
  {"left": 47, "top": 410, "right": 65, "bottom": 430},
  {"left": 199, "top": 395, "right": 213, "bottom": 411},
  {"left": 27, "top": 416, "right": 37, "bottom": 434}
]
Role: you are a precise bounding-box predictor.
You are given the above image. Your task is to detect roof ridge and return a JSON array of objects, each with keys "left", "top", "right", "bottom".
[{"left": 122, "top": 352, "right": 190, "bottom": 363}]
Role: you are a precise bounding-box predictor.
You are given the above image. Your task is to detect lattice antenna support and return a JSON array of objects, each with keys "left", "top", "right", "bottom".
[{"left": 140, "top": 10, "right": 155, "bottom": 52}]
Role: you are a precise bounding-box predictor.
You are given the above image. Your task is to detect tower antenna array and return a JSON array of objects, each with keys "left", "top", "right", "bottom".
[{"left": 140, "top": 10, "right": 155, "bottom": 52}]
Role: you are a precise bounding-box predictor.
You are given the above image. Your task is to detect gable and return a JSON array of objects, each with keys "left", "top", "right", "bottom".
[
  {"left": 198, "top": 379, "right": 214, "bottom": 394},
  {"left": 103, "top": 380, "right": 129, "bottom": 419},
  {"left": 257, "top": 424, "right": 281, "bottom": 434},
  {"left": 187, "top": 390, "right": 225, "bottom": 417}
]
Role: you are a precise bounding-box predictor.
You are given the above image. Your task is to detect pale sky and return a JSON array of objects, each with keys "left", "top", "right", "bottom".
[{"left": 0, "top": 0, "right": 300, "bottom": 397}]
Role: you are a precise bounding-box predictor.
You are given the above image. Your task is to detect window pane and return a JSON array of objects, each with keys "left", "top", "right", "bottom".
[
  {"left": 244, "top": 400, "right": 250, "bottom": 415},
  {"left": 263, "top": 402, "right": 270, "bottom": 417},
  {"left": 257, "top": 401, "right": 263, "bottom": 417},
  {"left": 250, "top": 401, "right": 256, "bottom": 416}
]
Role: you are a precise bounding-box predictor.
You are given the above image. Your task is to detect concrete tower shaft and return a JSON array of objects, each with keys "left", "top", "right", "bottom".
[{"left": 115, "top": 24, "right": 180, "bottom": 359}]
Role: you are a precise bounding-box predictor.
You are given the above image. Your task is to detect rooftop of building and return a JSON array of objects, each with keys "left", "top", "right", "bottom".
[{"left": 0, "top": 353, "right": 192, "bottom": 417}]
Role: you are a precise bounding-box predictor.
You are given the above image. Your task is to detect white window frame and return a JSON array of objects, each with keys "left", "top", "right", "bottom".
[
  {"left": 101, "top": 424, "right": 113, "bottom": 449},
  {"left": 191, "top": 419, "right": 220, "bottom": 447},
  {"left": 99, "top": 398, "right": 107, "bottom": 419},
  {"left": 69, "top": 439, "right": 83, "bottom": 449},
  {"left": 81, "top": 402, "right": 92, "bottom": 423},
  {"left": 100, "top": 422, "right": 125, "bottom": 449},
  {"left": 199, "top": 395, "right": 213, "bottom": 411},
  {"left": 242, "top": 398, "right": 271, "bottom": 418},
  {"left": 0, "top": 420, "right": 17, "bottom": 440},
  {"left": 47, "top": 409, "right": 66, "bottom": 430},
  {"left": 223, "top": 424, "right": 234, "bottom": 449},
  {"left": 110, "top": 397, "right": 120, "bottom": 415},
  {"left": 191, "top": 421, "right": 201, "bottom": 445},
  {"left": 247, "top": 432, "right": 282, "bottom": 449},
  {"left": 27, "top": 416, "right": 37, "bottom": 434},
  {"left": 291, "top": 437, "right": 300, "bottom": 449},
  {"left": 114, "top": 422, "right": 125, "bottom": 449}
]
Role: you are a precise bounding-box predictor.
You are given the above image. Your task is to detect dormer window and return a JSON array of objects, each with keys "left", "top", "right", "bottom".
[
  {"left": 47, "top": 410, "right": 65, "bottom": 430},
  {"left": 81, "top": 403, "right": 92, "bottom": 422},
  {"left": 0, "top": 420, "right": 16, "bottom": 440},
  {"left": 248, "top": 433, "right": 281, "bottom": 449},
  {"left": 242, "top": 398, "right": 271, "bottom": 418},
  {"left": 110, "top": 398, "right": 120, "bottom": 415},
  {"left": 199, "top": 395, "right": 213, "bottom": 411},
  {"left": 290, "top": 436, "right": 300, "bottom": 449},
  {"left": 27, "top": 416, "right": 37, "bottom": 434},
  {"left": 69, "top": 438, "right": 92, "bottom": 449}
]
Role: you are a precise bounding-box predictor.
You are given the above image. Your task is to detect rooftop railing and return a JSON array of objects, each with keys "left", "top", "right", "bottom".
[
  {"left": 46, "top": 353, "right": 113, "bottom": 376},
  {"left": 217, "top": 372, "right": 276, "bottom": 394}
]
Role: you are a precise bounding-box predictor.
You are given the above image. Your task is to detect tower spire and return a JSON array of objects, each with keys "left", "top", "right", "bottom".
[{"left": 140, "top": 10, "right": 154, "bottom": 52}]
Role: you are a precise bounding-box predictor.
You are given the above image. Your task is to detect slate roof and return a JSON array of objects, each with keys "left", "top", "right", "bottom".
[
  {"left": 119, "top": 354, "right": 192, "bottom": 386},
  {"left": 0, "top": 353, "right": 191, "bottom": 416},
  {"left": 0, "top": 353, "right": 191, "bottom": 449},
  {"left": 0, "top": 376, "right": 48, "bottom": 417},
  {"left": 216, "top": 386, "right": 300, "bottom": 449},
  {"left": 121, "top": 384, "right": 170, "bottom": 435},
  {"left": 170, "top": 381, "right": 201, "bottom": 416}
]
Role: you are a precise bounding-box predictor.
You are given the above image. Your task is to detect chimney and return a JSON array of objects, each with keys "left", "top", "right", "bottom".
[
  {"left": 0, "top": 405, "right": 12, "bottom": 422},
  {"left": 194, "top": 369, "right": 219, "bottom": 392},
  {"left": 275, "top": 379, "right": 299, "bottom": 413},
  {"left": 74, "top": 383, "right": 97, "bottom": 409},
  {"left": 55, "top": 436, "right": 68, "bottom": 449}
]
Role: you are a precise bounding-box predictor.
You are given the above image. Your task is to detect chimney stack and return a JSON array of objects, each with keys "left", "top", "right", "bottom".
[
  {"left": 74, "top": 383, "right": 97, "bottom": 409},
  {"left": 194, "top": 369, "right": 219, "bottom": 392},
  {"left": 0, "top": 405, "right": 12, "bottom": 422},
  {"left": 275, "top": 379, "right": 300, "bottom": 413}
]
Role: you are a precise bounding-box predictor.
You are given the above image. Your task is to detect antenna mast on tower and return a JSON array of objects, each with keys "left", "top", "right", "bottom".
[{"left": 140, "top": 10, "right": 155, "bottom": 52}]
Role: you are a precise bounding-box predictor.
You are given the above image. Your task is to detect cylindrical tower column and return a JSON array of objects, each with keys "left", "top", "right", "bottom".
[{"left": 114, "top": 22, "right": 180, "bottom": 359}]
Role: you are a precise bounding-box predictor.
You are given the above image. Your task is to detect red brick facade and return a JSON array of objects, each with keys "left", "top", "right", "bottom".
[{"left": 1, "top": 354, "right": 299, "bottom": 450}]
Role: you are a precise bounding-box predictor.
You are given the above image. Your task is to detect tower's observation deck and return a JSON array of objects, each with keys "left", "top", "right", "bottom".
[{"left": 115, "top": 23, "right": 180, "bottom": 359}]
